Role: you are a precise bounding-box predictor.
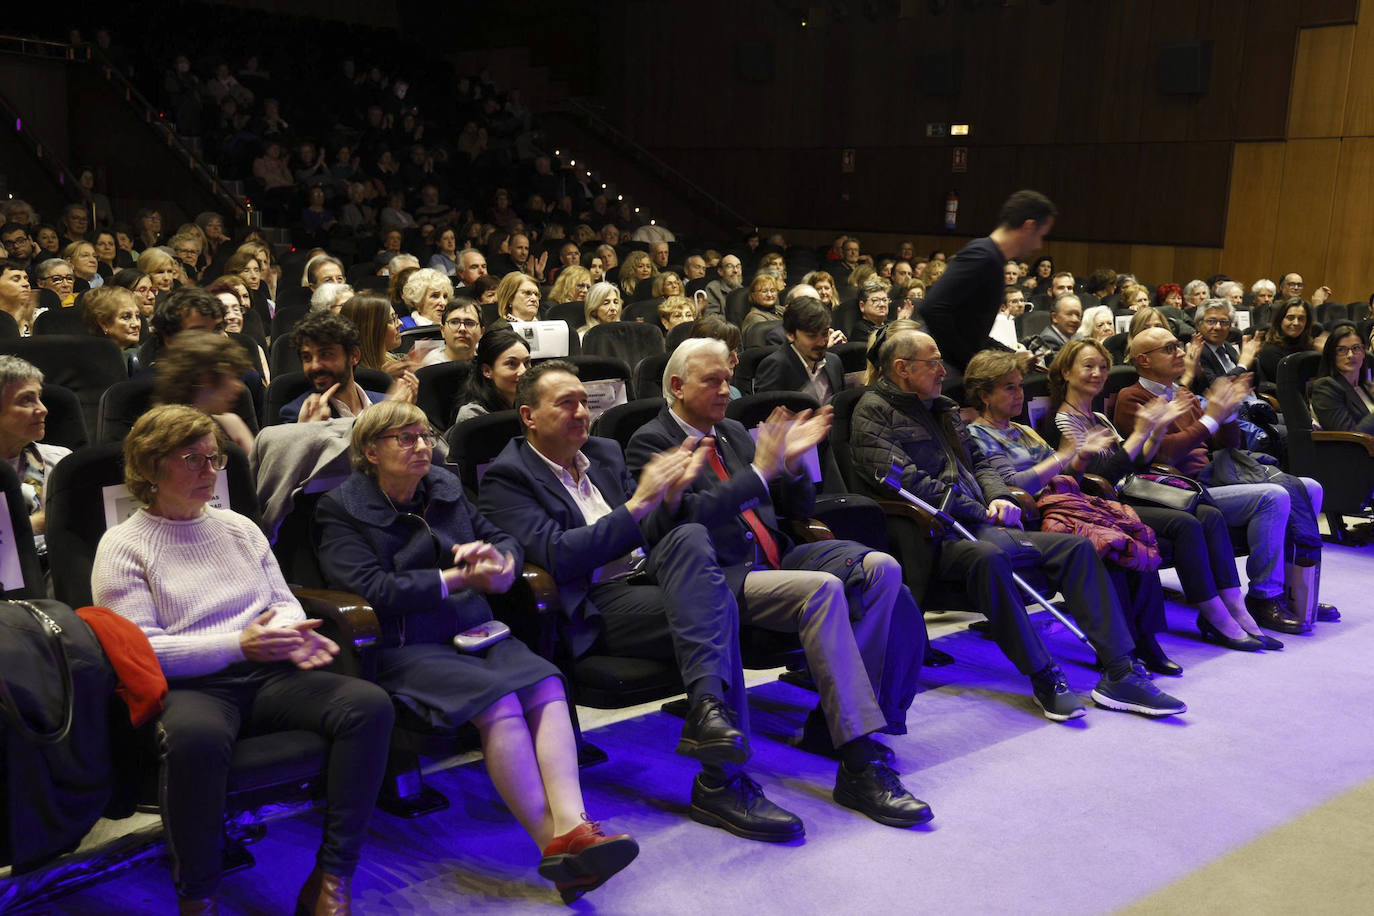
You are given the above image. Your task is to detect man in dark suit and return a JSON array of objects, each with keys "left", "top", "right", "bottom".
[
  {"left": 279, "top": 311, "right": 408, "bottom": 422},
  {"left": 626, "top": 338, "right": 931, "bottom": 830},
  {"left": 1189, "top": 299, "right": 1262, "bottom": 393},
  {"left": 753, "top": 297, "right": 845, "bottom": 403},
  {"left": 1033, "top": 292, "right": 1081, "bottom": 358},
  {"left": 478, "top": 361, "right": 805, "bottom": 842}
]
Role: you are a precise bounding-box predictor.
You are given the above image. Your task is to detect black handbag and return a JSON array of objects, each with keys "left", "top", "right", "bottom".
[
  {"left": 0, "top": 599, "right": 74, "bottom": 746},
  {"left": 1118, "top": 472, "right": 1203, "bottom": 513}
]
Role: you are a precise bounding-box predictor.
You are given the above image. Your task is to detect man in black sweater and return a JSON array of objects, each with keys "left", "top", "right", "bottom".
[{"left": 921, "top": 190, "right": 1057, "bottom": 371}]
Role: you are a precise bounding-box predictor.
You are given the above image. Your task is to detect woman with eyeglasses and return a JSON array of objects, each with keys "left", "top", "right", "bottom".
[
  {"left": 548, "top": 265, "right": 591, "bottom": 305},
  {"left": 92, "top": 404, "right": 395, "bottom": 914},
  {"left": 1046, "top": 340, "right": 1274, "bottom": 653},
  {"left": 1310, "top": 322, "right": 1374, "bottom": 434},
  {"left": 315, "top": 401, "right": 638, "bottom": 902}
]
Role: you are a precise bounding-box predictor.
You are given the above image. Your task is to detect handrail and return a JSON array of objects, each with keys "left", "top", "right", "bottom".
[
  {"left": 0, "top": 34, "right": 250, "bottom": 226},
  {"left": 82, "top": 44, "right": 250, "bottom": 225},
  {"left": 0, "top": 83, "right": 85, "bottom": 202},
  {"left": 555, "top": 97, "right": 754, "bottom": 233},
  {"left": 0, "top": 35, "right": 81, "bottom": 61}
]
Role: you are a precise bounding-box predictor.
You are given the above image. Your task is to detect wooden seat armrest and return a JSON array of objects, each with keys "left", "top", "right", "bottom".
[
  {"left": 1312, "top": 429, "right": 1374, "bottom": 458},
  {"left": 292, "top": 588, "right": 381, "bottom": 652}
]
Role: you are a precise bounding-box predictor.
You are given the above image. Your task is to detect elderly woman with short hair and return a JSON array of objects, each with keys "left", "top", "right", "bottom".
[
  {"left": 578, "top": 281, "right": 621, "bottom": 340},
  {"left": 495, "top": 271, "right": 542, "bottom": 323},
  {"left": 0, "top": 356, "right": 71, "bottom": 536},
  {"left": 399, "top": 267, "right": 453, "bottom": 328},
  {"left": 92, "top": 403, "right": 394, "bottom": 914},
  {"left": 316, "top": 401, "right": 638, "bottom": 901}
]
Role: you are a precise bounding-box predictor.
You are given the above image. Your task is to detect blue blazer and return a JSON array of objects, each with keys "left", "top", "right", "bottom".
[
  {"left": 753, "top": 345, "right": 845, "bottom": 402},
  {"left": 315, "top": 465, "right": 522, "bottom": 647},
  {"left": 625, "top": 406, "right": 815, "bottom": 592},
  {"left": 478, "top": 436, "right": 673, "bottom": 656},
  {"left": 280, "top": 386, "right": 386, "bottom": 423}
]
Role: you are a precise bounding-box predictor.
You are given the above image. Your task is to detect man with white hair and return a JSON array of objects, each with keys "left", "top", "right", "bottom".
[
  {"left": 310, "top": 282, "right": 354, "bottom": 313},
  {"left": 455, "top": 248, "right": 487, "bottom": 288},
  {"left": 625, "top": 338, "right": 930, "bottom": 830}
]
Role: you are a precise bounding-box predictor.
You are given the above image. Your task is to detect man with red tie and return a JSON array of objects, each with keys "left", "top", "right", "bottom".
[{"left": 627, "top": 338, "right": 929, "bottom": 830}]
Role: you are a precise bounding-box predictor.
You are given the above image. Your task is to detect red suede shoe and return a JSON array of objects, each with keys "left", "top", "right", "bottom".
[{"left": 538, "top": 816, "right": 639, "bottom": 902}]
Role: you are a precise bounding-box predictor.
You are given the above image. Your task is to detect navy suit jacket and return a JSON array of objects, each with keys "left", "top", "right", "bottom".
[
  {"left": 478, "top": 436, "right": 673, "bottom": 656},
  {"left": 625, "top": 406, "right": 815, "bottom": 593},
  {"left": 280, "top": 385, "right": 386, "bottom": 423},
  {"left": 753, "top": 345, "right": 845, "bottom": 403},
  {"left": 1190, "top": 341, "right": 1252, "bottom": 394}
]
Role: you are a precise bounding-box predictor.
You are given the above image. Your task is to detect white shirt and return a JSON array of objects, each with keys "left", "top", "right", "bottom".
[
  {"left": 525, "top": 442, "right": 644, "bottom": 582},
  {"left": 1138, "top": 376, "right": 1222, "bottom": 435},
  {"left": 791, "top": 345, "right": 832, "bottom": 404}
]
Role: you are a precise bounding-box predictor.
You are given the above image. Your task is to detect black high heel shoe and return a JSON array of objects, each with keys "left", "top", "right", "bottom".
[
  {"left": 1197, "top": 615, "right": 1264, "bottom": 651},
  {"left": 1242, "top": 629, "right": 1284, "bottom": 650}
]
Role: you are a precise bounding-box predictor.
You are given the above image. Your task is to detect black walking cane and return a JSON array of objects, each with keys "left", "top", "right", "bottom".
[{"left": 876, "top": 465, "right": 1093, "bottom": 648}]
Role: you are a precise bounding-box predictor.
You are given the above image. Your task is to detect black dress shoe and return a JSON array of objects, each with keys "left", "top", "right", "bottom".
[
  {"left": 1317, "top": 603, "right": 1341, "bottom": 622},
  {"left": 1245, "top": 594, "right": 1310, "bottom": 635},
  {"left": 924, "top": 645, "right": 955, "bottom": 667},
  {"left": 690, "top": 773, "right": 805, "bottom": 842},
  {"left": 1247, "top": 631, "right": 1284, "bottom": 650},
  {"left": 1134, "top": 634, "right": 1183, "bottom": 677},
  {"left": 1196, "top": 615, "right": 1264, "bottom": 651},
  {"left": 677, "top": 695, "right": 749, "bottom": 764},
  {"left": 796, "top": 710, "right": 895, "bottom": 765},
  {"left": 833, "top": 761, "right": 933, "bottom": 828}
]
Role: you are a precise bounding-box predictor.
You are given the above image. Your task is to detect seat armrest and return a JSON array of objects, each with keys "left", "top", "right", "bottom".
[
  {"left": 1007, "top": 486, "right": 1040, "bottom": 524},
  {"left": 520, "top": 564, "right": 562, "bottom": 614},
  {"left": 1257, "top": 393, "right": 1280, "bottom": 413},
  {"left": 293, "top": 588, "right": 380, "bottom": 651},
  {"left": 1312, "top": 429, "right": 1374, "bottom": 458},
  {"left": 877, "top": 498, "right": 944, "bottom": 538},
  {"left": 1081, "top": 474, "right": 1117, "bottom": 499},
  {"left": 1148, "top": 463, "right": 1184, "bottom": 476},
  {"left": 785, "top": 518, "right": 834, "bottom": 542}
]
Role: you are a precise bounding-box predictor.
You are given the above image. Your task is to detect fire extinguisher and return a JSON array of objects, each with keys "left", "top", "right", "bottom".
[{"left": 944, "top": 191, "right": 958, "bottom": 230}]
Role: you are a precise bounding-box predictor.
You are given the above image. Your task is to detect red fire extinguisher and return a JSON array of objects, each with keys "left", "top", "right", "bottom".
[{"left": 944, "top": 191, "right": 958, "bottom": 230}]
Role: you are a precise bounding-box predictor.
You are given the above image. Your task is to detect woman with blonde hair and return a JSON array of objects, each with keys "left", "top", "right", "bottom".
[
  {"left": 739, "top": 274, "right": 782, "bottom": 332},
  {"left": 496, "top": 271, "right": 542, "bottom": 323},
  {"left": 651, "top": 271, "right": 684, "bottom": 299},
  {"left": 548, "top": 265, "right": 591, "bottom": 305},
  {"left": 64, "top": 240, "right": 103, "bottom": 290},
  {"left": 618, "top": 250, "right": 655, "bottom": 298},
  {"left": 137, "top": 247, "right": 180, "bottom": 295}
]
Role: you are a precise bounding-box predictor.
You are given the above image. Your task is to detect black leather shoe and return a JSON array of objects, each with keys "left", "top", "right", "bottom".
[
  {"left": 690, "top": 773, "right": 804, "bottom": 842},
  {"left": 924, "top": 645, "right": 955, "bottom": 667},
  {"left": 833, "top": 761, "right": 933, "bottom": 828},
  {"left": 1245, "top": 594, "right": 1310, "bottom": 635},
  {"left": 677, "top": 695, "right": 749, "bottom": 765},
  {"left": 1317, "top": 603, "right": 1341, "bottom": 622},
  {"left": 1248, "top": 631, "right": 1285, "bottom": 650},
  {"left": 796, "top": 710, "right": 895, "bottom": 766},
  {"left": 1135, "top": 634, "right": 1183, "bottom": 677}
]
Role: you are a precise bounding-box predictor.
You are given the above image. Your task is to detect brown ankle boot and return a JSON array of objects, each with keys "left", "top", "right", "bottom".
[{"left": 295, "top": 867, "right": 351, "bottom": 916}]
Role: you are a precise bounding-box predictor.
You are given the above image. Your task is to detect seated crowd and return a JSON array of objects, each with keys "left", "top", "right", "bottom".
[{"left": 2, "top": 55, "right": 1372, "bottom": 911}]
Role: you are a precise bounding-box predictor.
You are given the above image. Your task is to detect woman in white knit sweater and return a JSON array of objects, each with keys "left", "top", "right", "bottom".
[{"left": 92, "top": 404, "right": 394, "bottom": 916}]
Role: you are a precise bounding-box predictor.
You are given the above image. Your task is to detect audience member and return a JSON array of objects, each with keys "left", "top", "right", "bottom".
[{"left": 453, "top": 329, "right": 530, "bottom": 424}]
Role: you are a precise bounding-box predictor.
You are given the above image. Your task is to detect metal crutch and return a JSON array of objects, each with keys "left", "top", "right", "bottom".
[{"left": 876, "top": 465, "right": 1093, "bottom": 648}]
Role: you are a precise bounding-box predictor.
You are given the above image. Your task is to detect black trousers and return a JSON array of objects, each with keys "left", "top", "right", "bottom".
[
  {"left": 157, "top": 663, "right": 394, "bottom": 898},
  {"left": 936, "top": 528, "right": 1136, "bottom": 675},
  {"left": 1133, "top": 503, "right": 1241, "bottom": 602}
]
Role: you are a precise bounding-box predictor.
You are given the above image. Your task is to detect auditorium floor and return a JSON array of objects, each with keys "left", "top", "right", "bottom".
[{"left": 11, "top": 540, "right": 1374, "bottom": 915}]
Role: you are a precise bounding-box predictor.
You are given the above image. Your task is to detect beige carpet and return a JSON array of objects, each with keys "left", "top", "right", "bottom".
[{"left": 1123, "top": 777, "right": 1374, "bottom": 915}]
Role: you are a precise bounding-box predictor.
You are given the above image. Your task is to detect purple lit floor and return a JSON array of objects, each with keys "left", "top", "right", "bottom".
[{"left": 21, "top": 542, "right": 1374, "bottom": 914}]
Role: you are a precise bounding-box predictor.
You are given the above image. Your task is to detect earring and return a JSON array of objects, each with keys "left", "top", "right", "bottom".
[{"left": 150, "top": 484, "right": 158, "bottom": 492}]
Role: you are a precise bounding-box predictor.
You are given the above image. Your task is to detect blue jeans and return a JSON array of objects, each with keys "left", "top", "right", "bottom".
[{"left": 1206, "top": 478, "right": 1323, "bottom": 597}]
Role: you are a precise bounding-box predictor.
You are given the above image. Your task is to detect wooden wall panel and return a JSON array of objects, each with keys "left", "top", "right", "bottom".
[
  {"left": 1342, "top": 9, "right": 1374, "bottom": 134},
  {"left": 1323, "top": 138, "right": 1374, "bottom": 297},
  {"left": 1271, "top": 139, "right": 1342, "bottom": 282},
  {"left": 1192, "top": 0, "right": 1248, "bottom": 141},
  {"left": 1220, "top": 142, "right": 1287, "bottom": 283},
  {"left": 1287, "top": 25, "right": 1355, "bottom": 136},
  {"left": 1174, "top": 247, "right": 1224, "bottom": 282},
  {"left": 1300, "top": 0, "right": 1361, "bottom": 25},
  {"left": 1129, "top": 245, "right": 1179, "bottom": 286},
  {"left": 1236, "top": 1, "right": 1301, "bottom": 139}
]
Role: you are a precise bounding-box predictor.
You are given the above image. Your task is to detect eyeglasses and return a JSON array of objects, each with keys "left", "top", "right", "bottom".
[
  {"left": 379, "top": 431, "right": 438, "bottom": 449},
  {"left": 445, "top": 318, "right": 479, "bottom": 329},
  {"left": 46, "top": 274, "right": 75, "bottom": 283},
  {"left": 174, "top": 247, "right": 199, "bottom": 257},
  {"left": 1335, "top": 345, "right": 1366, "bottom": 357},
  {"left": 1201, "top": 317, "right": 1232, "bottom": 328},
  {"left": 1139, "top": 341, "right": 1183, "bottom": 357},
  {"left": 867, "top": 297, "right": 890, "bottom": 305},
  {"left": 898, "top": 356, "right": 945, "bottom": 368},
  {"left": 177, "top": 452, "right": 228, "bottom": 472}
]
